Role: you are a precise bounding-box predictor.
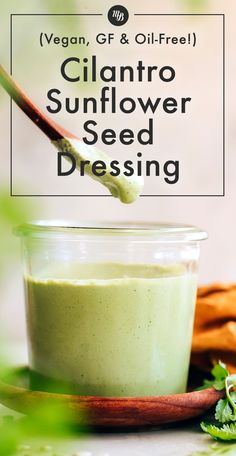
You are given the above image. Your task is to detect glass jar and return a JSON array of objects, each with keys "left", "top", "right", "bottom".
[{"left": 15, "top": 221, "right": 207, "bottom": 397}]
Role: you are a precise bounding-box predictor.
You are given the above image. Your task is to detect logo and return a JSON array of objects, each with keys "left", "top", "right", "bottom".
[{"left": 107, "top": 5, "right": 129, "bottom": 26}]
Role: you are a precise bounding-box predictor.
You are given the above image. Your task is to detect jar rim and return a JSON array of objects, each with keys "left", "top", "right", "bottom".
[{"left": 14, "top": 220, "right": 208, "bottom": 242}]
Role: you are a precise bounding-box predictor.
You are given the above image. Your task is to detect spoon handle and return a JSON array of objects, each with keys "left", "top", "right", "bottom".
[{"left": 0, "top": 65, "right": 74, "bottom": 140}]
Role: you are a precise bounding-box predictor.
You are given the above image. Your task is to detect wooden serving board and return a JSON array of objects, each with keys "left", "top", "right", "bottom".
[{"left": 0, "top": 367, "right": 224, "bottom": 428}]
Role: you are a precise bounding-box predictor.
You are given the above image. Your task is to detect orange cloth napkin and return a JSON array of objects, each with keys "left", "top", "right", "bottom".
[{"left": 191, "top": 284, "right": 236, "bottom": 373}]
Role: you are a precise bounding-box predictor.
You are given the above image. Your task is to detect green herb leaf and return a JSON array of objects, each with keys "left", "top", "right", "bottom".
[
  {"left": 211, "top": 362, "right": 229, "bottom": 391},
  {"left": 197, "top": 363, "right": 236, "bottom": 445},
  {"left": 201, "top": 422, "right": 236, "bottom": 441},
  {"left": 199, "top": 361, "right": 229, "bottom": 391},
  {"left": 211, "top": 362, "right": 229, "bottom": 380},
  {"left": 215, "top": 398, "right": 236, "bottom": 423}
]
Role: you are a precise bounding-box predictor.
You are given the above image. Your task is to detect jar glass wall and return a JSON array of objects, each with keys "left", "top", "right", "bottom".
[{"left": 15, "top": 222, "right": 207, "bottom": 397}]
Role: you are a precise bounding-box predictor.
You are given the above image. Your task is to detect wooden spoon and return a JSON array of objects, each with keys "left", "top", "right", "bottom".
[
  {"left": 0, "top": 64, "right": 74, "bottom": 141},
  {"left": 0, "top": 367, "right": 224, "bottom": 428},
  {"left": 0, "top": 65, "right": 143, "bottom": 203}
]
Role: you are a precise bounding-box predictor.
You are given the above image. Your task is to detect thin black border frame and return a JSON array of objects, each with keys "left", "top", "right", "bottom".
[{"left": 9, "top": 13, "right": 225, "bottom": 198}]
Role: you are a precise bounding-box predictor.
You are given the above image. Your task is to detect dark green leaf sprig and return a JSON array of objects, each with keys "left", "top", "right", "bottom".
[{"left": 201, "top": 361, "right": 236, "bottom": 441}]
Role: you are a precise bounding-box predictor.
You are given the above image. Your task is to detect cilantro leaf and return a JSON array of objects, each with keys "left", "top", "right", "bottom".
[
  {"left": 197, "top": 362, "right": 236, "bottom": 444},
  {"left": 211, "top": 362, "right": 229, "bottom": 391},
  {"left": 215, "top": 398, "right": 236, "bottom": 423},
  {"left": 198, "top": 361, "right": 228, "bottom": 391},
  {"left": 211, "top": 362, "right": 229, "bottom": 380},
  {"left": 201, "top": 422, "right": 236, "bottom": 441},
  {"left": 213, "top": 379, "right": 228, "bottom": 392}
]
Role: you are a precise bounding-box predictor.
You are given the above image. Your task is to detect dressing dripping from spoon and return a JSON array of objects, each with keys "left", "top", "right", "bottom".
[{"left": 0, "top": 65, "right": 143, "bottom": 203}]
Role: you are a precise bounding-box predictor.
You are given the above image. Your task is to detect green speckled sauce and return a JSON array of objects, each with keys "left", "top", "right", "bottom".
[
  {"left": 52, "top": 138, "right": 144, "bottom": 204},
  {"left": 25, "top": 263, "right": 197, "bottom": 397}
]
